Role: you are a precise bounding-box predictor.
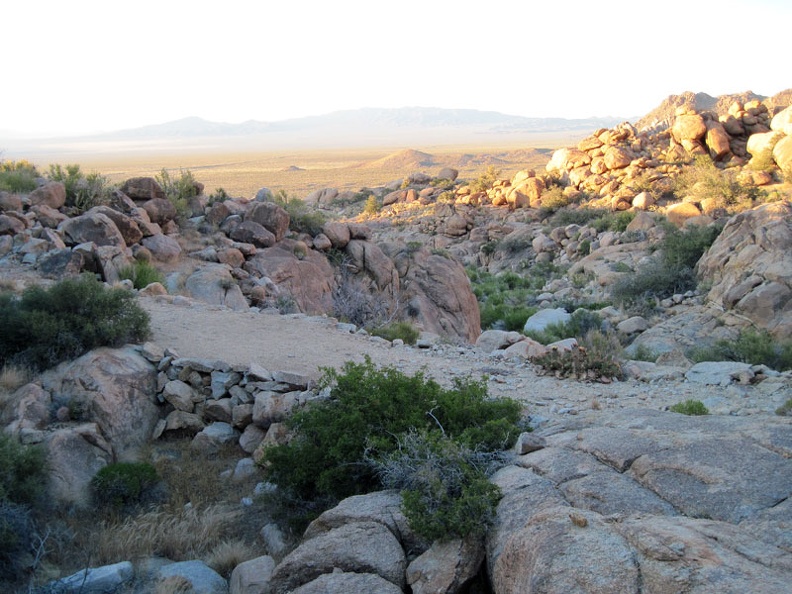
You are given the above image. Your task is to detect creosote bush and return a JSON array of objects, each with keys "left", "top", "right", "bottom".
[
  {"left": 260, "top": 358, "right": 522, "bottom": 538},
  {"left": 688, "top": 328, "right": 792, "bottom": 372},
  {"left": 674, "top": 155, "right": 759, "bottom": 208},
  {"left": 91, "top": 462, "right": 160, "bottom": 510},
  {"left": 274, "top": 190, "right": 327, "bottom": 235},
  {"left": 0, "top": 159, "right": 39, "bottom": 193},
  {"left": 524, "top": 309, "right": 603, "bottom": 345},
  {"left": 119, "top": 260, "right": 165, "bottom": 290},
  {"left": 669, "top": 399, "right": 709, "bottom": 416},
  {"left": 0, "top": 275, "right": 151, "bottom": 371},
  {"left": 371, "top": 321, "right": 420, "bottom": 345},
  {"left": 610, "top": 222, "right": 721, "bottom": 313}
]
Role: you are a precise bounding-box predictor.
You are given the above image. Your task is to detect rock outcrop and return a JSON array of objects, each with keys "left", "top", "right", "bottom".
[
  {"left": 698, "top": 200, "right": 792, "bottom": 337},
  {"left": 488, "top": 408, "right": 792, "bottom": 594}
]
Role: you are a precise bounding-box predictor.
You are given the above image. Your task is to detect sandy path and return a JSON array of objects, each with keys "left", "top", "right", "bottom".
[{"left": 138, "top": 295, "right": 782, "bottom": 423}]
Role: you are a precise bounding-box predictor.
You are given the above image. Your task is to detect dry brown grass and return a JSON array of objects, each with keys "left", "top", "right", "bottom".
[
  {"left": 0, "top": 364, "right": 30, "bottom": 392},
  {"left": 205, "top": 539, "right": 261, "bottom": 578},
  {"left": 154, "top": 575, "right": 195, "bottom": 594},
  {"left": 95, "top": 503, "right": 244, "bottom": 564}
]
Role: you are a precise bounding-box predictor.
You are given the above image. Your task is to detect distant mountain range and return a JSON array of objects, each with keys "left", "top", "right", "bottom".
[
  {"left": 108, "top": 108, "right": 625, "bottom": 139},
  {"left": 2, "top": 107, "right": 627, "bottom": 158}
]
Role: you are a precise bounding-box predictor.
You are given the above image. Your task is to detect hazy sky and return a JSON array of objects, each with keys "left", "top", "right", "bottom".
[{"left": 2, "top": 0, "right": 789, "bottom": 138}]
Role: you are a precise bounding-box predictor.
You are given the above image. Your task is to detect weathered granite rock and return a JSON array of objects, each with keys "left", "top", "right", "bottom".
[
  {"left": 45, "top": 561, "right": 133, "bottom": 594},
  {"left": 229, "top": 555, "right": 275, "bottom": 594},
  {"left": 698, "top": 201, "right": 792, "bottom": 337},
  {"left": 267, "top": 521, "right": 406, "bottom": 594},
  {"left": 42, "top": 346, "right": 159, "bottom": 460},
  {"left": 156, "top": 560, "right": 228, "bottom": 594},
  {"left": 290, "top": 572, "right": 403, "bottom": 594},
  {"left": 487, "top": 409, "right": 792, "bottom": 593}
]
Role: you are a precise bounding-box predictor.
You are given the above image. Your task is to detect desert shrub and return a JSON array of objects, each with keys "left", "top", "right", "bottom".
[
  {"left": 48, "top": 163, "right": 112, "bottom": 212},
  {"left": 119, "top": 260, "right": 164, "bottom": 289},
  {"left": 539, "top": 186, "right": 577, "bottom": 215},
  {"left": 524, "top": 309, "right": 603, "bottom": 345},
  {"left": 0, "top": 275, "right": 151, "bottom": 371},
  {"left": 610, "top": 223, "right": 721, "bottom": 312},
  {"left": 156, "top": 168, "right": 200, "bottom": 220},
  {"left": 260, "top": 358, "right": 521, "bottom": 535},
  {"left": 0, "top": 501, "right": 36, "bottom": 583},
  {"left": 274, "top": 191, "right": 327, "bottom": 235},
  {"left": 331, "top": 264, "right": 402, "bottom": 328},
  {"left": 363, "top": 195, "right": 380, "bottom": 216},
  {"left": 532, "top": 330, "right": 622, "bottom": 381},
  {"left": 661, "top": 222, "right": 722, "bottom": 270},
  {"left": 674, "top": 155, "right": 758, "bottom": 208},
  {"left": 468, "top": 269, "right": 546, "bottom": 331},
  {"left": 776, "top": 399, "right": 792, "bottom": 416},
  {"left": 547, "top": 207, "right": 608, "bottom": 228},
  {"left": 157, "top": 168, "right": 200, "bottom": 201},
  {"left": 594, "top": 210, "right": 636, "bottom": 233},
  {"left": 468, "top": 165, "right": 501, "bottom": 193},
  {"left": 0, "top": 434, "right": 47, "bottom": 507},
  {"left": 669, "top": 399, "right": 709, "bottom": 416},
  {"left": 371, "top": 321, "right": 419, "bottom": 345},
  {"left": 688, "top": 329, "right": 792, "bottom": 371},
  {"left": 0, "top": 159, "right": 39, "bottom": 193},
  {"left": 373, "top": 431, "right": 506, "bottom": 541},
  {"left": 91, "top": 462, "right": 160, "bottom": 510}
]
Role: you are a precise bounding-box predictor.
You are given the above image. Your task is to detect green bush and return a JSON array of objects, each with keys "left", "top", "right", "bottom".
[
  {"left": 48, "top": 164, "right": 112, "bottom": 212},
  {"left": 689, "top": 329, "right": 792, "bottom": 371},
  {"left": 594, "top": 211, "right": 636, "bottom": 233},
  {"left": 91, "top": 462, "right": 159, "bottom": 509},
  {"left": 274, "top": 191, "right": 327, "bottom": 235},
  {"left": 532, "top": 330, "right": 622, "bottom": 380},
  {"left": 119, "top": 260, "right": 164, "bottom": 290},
  {"left": 468, "top": 269, "right": 550, "bottom": 331},
  {"left": 156, "top": 168, "right": 200, "bottom": 220},
  {"left": 0, "top": 434, "right": 47, "bottom": 507},
  {"left": 371, "top": 321, "right": 419, "bottom": 345},
  {"left": 669, "top": 399, "right": 709, "bottom": 416},
  {"left": 776, "top": 399, "right": 792, "bottom": 417},
  {"left": 547, "top": 208, "right": 608, "bottom": 228},
  {"left": 674, "top": 155, "right": 758, "bottom": 208},
  {"left": 0, "top": 275, "right": 151, "bottom": 371},
  {"left": 374, "top": 431, "right": 504, "bottom": 541},
  {"left": 539, "top": 186, "right": 577, "bottom": 214},
  {"left": 468, "top": 165, "right": 501, "bottom": 193},
  {"left": 524, "top": 309, "right": 603, "bottom": 345},
  {"left": 363, "top": 195, "right": 380, "bottom": 216},
  {"left": 0, "top": 159, "right": 39, "bottom": 193},
  {"left": 260, "top": 358, "right": 521, "bottom": 536},
  {"left": 610, "top": 223, "right": 721, "bottom": 312}
]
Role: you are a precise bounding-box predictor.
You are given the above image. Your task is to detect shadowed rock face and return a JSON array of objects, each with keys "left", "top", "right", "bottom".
[
  {"left": 487, "top": 408, "right": 792, "bottom": 594},
  {"left": 698, "top": 201, "right": 792, "bottom": 337}
]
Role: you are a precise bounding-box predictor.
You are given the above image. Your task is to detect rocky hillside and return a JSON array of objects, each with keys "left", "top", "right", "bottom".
[{"left": 1, "top": 90, "right": 792, "bottom": 593}]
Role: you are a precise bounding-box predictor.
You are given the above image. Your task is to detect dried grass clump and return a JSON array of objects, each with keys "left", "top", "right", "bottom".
[
  {"left": 0, "top": 364, "right": 29, "bottom": 393},
  {"left": 205, "top": 539, "right": 260, "bottom": 578},
  {"left": 96, "top": 504, "right": 242, "bottom": 564},
  {"left": 154, "top": 575, "right": 195, "bottom": 594}
]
